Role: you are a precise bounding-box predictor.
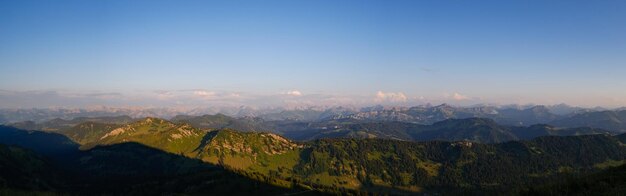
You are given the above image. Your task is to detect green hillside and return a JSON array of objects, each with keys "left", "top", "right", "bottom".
[
  {"left": 88, "top": 117, "right": 205, "bottom": 155},
  {"left": 58, "top": 122, "right": 122, "bottom": 145},
  {"left": 291, "top": 134, "right": 626, "bottom": 194}
]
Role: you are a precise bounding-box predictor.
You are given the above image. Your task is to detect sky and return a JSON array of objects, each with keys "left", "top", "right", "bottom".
[{"left": 1, "top": 0, "right": 626, "bottom": 108}]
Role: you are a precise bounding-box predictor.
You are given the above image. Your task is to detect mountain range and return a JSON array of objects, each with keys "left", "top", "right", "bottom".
[
  {"left": 1, "top": 114, "right": 625, "bottom": 194},
  {"left": 4, "top": 104, "right": 626, "bottom": 133}
]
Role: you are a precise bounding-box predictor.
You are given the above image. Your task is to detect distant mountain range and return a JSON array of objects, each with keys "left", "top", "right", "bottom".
[
  {"left": 0, "top": 103, "right": 606, "bottom": 122},
  {"left": 272, "top": 117, "right": 611, "bottom": 143},
  {"left": 3, "top": 104, "right": 626, "bottom": 133},
  {"left": 551, "top": 110, "right": 626, "bottom": 133},
  {"left": 8, "top": 114, "right": 615, "bottom": 144}
]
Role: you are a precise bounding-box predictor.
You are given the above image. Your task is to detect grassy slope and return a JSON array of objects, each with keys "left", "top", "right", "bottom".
[{"left": 90, "top": 118, "right": 205, "bottom": 155}]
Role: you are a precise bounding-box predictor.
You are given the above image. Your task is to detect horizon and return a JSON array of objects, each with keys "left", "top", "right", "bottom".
[
  {"left": 0, "top": 101, "right": 618, "bottom": 113},
  {"left": 2, "top": 0, "right": 626, "bottom": 108}
]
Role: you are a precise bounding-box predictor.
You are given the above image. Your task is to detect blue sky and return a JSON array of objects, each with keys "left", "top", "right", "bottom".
[{"left": 1, "top": 0, "right": 626, "bottom": 108}]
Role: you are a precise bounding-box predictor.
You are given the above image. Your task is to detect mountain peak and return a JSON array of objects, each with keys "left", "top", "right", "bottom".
[
  {"left": 529, "top": 105, "right": 550, "bottom": 112},
  {"left": 132, "top": 117, "right": 172, "bottom": 126},
  {"left": 435, "top": 103, "right": 452, "bottom": 108},
  {"left": 198, "top": 129, "right": 301, "bottom": 162}
]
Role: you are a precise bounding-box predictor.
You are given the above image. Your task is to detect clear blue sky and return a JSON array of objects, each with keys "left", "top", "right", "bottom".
[{"left": 1, "top": 0, "right": 626, "bottom": 108}]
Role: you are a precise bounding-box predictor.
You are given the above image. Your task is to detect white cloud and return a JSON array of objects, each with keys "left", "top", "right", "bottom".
[
  {"left": 193, "top": 90, "right": 216, "bottom": 99},
  {"left": 154, "top": 90, "right": 175, "bottom": 100},
  {"left": 284, "top": 90, "right": 302, "bottom": 96},
  {"left": 452, "top": 92, "right": 469, "bottom": 101},
  {"left": 374, "top": 91, "right": 407, "bottom": 102}
]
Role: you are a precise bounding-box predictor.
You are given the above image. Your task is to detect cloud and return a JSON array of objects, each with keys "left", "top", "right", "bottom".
[
  {"left": 154, "top": 90, "right": 175, "bottom": 100},
  {"left": 59, "top": 92, "right": 124, "bottom": 100},
  {"left": 452, "top": 92, "right": 469, "bottom": 101},
  {"left": 193, "top": 90, "right": 216, "bottom": 97},
  {"left": 375, "top": 91, "right": 408, "bottom": 102},
  {"left": 284, "top": 90, "right": 303, "bottom": 96}
]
